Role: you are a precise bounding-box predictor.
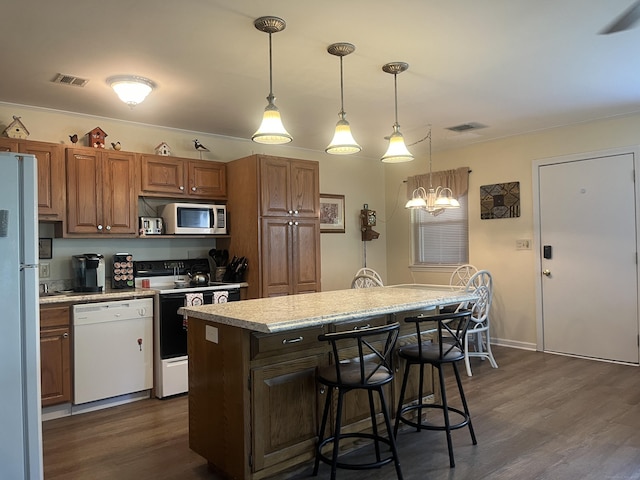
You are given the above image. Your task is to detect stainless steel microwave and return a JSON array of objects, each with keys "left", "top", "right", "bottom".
[{"left": 160, "top": 203, "right": 227, "bottom": 235}]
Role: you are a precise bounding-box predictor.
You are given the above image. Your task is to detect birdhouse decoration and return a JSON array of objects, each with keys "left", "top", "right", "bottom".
[
  {"left": 87, "top": 127, "right": 108, "bottom": 148},
  {"left": 155, "top": 142, "right": 171, "bottom": 156},
  {"left": 4, "top": 116, "right": 30, "bottom": 139}
]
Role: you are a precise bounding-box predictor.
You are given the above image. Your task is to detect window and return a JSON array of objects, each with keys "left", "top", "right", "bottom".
[{"left": 411, "top": 194, "right": 468, "bottom": 265}]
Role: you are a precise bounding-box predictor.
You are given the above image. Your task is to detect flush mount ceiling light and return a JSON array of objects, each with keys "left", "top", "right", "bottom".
[
  {"left": 107, "top": 75, "right": 155, "bottom": 107},
  {"left": 252, "top": 16, "right": 292, "bottom": 145},
  {"left": 325, "top": 42, "right": 361, "bottom": 155},
  {"left": 381, "top": 62, "right": 413, "bottom": 163},
  {"left": 405, "top": 126, "right": 460, "bottom": 216}
]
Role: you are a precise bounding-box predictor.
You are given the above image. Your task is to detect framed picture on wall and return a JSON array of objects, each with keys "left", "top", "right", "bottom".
[{"left": 320, "top": 194, "right": 345, "bottom": 233}]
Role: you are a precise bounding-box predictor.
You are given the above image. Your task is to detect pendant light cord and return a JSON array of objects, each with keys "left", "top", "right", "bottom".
[
  {"left": 428, "top": 127, "right": 433, "bottom": 188},
  {"left": 339, "top": 55, "right": 345, "bottom": 115},
  {"left": 268, "top": 32, "right": 274, "bottom": 98},
  {"left": 393, "top": 73, "right": 399, "bottom": 127}
]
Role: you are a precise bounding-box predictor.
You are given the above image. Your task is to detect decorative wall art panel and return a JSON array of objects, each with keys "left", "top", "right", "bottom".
[{"left": 480, "top": 181, "right": 520, "bottom": 219}]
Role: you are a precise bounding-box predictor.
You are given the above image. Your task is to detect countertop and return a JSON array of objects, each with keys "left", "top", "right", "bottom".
[
  {"left": 179, "top": 284, "right": 476, "bottom": 334},
  {"left": 39, "top": 287, "right": 156, "bottom": 305}
]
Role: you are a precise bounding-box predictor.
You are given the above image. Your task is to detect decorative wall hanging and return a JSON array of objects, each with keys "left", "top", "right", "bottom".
[
  {"left": 480, "top": 181, "right": 520, "bottom": 219},
  {"left": 320, "top": 194, "right": 345, "bottom": 233}
]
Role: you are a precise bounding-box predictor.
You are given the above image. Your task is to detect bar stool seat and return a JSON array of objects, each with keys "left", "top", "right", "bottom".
[
  {"left": 394, "top": 309, "right": 479, "bottom": 468},
  {"left": 313, "top": 322, "right": 403, "bottom": 480}
]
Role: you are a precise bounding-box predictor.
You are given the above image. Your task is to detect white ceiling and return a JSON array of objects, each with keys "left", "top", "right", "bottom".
[{"left": 2, "top": 1, "right": 640, "bottom": 159}]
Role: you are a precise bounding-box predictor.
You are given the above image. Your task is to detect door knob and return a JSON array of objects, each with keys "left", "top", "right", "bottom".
[{"left": 542, "top": 269, "right": 551, "bottom": 277}]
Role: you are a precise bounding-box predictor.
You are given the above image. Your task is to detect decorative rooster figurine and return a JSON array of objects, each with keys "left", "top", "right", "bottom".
[
  {"left": 69, "top": 134, "right": 78, "bottom": 144},
  {"left": 193, "top": 139, "right": 209, "bottom": 159}
]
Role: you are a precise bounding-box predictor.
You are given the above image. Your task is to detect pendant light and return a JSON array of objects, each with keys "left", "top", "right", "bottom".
[
  {"left": 325, "top": 43, "right": 361, "bottom": 155},
  {"left": 381, "top": 62, "right": 413, "bottom": 163},
  {"left": 405, "top": 126, "right": 460, "bottom": 216},
  {"left": 252, "top": 16, "right": 292, "bottom": 145}
]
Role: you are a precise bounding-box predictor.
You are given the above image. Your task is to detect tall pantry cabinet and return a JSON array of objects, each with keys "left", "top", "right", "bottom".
[{"left": 225, "top": 154, "right": 321, "bottom": 299}]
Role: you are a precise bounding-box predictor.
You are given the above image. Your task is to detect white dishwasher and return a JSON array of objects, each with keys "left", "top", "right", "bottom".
[{"left": 73, "top": 298, "right": 153, "bottom": 404}]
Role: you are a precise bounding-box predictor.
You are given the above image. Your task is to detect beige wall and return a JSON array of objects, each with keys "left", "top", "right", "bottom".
[
  {"left": 385, "top": 112, "right": 640, "bottom": 348},
  {"left": 0, "top": 102, "right": 387, "bottom": 291}
]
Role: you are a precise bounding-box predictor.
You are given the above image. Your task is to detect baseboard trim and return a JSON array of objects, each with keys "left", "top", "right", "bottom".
[{"left": 491, "top": 338, "right": 537, "bottom": 351}]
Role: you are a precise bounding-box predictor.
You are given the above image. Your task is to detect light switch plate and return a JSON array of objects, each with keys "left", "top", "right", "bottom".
[{"left": 516, "top": 239, "right": 531, "bottom": 250}]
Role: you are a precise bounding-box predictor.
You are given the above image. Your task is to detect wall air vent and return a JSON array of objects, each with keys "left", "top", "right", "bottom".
[
  {"left": 446, "top": 122, "right": 487, "bottom": 133},
  {"left": 52, "top": 73, "right": 89, "bottom": 87}
]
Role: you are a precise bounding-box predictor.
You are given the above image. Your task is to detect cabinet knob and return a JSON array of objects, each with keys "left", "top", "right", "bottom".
[
  {"left": 294, "top": 221, "right": 299, "bottom": 226},
  {"left": 97, "top": 224, "right": 103, "bottom": 231},
  {"left": 179, "top": 186, "right": 184, "bottom": 191},
  {"left": 294, "top": 210, "right": 299, "bottom": 215},
  {"left": 106, "top": 225, "right": 111, "bottom": 231},
  {"left": 320, "top": 387, "right": 326, "bottom": 395},
  {"left": 191, "top": 186, "right": 197, "bottom": 192},
  {"left": 288, "top": 210, "right": 293, "bottom": 215},
  {"left": 288, "top": 221, "right": 293, "bottom": 226},
  {"left": 63, "top": 332, "right": 69, "bottom": 338}
]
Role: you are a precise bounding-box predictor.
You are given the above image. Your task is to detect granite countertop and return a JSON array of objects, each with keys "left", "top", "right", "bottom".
[
  {"left": 179, "top": 284, "right": 477, "bottom": 334},
  {"left": 39, "top": 287, "right": 156, "bottom": 305}
]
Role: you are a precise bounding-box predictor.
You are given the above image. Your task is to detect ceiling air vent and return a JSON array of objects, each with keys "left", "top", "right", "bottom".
[
  {"left": 52, "top": 73, "right": 89, "bottom": 87},
  {"left": 446, "top": 122, "right": 486, "bottom": 133}
]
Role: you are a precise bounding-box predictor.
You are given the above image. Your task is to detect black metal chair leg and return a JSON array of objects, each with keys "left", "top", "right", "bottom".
[
  {"left": 438, "top": 364, "right": 455, "bottom": 468},
  {"left": 378, "top": 386, "right": 404, "bottom": 480},
  {"left": 313, "top": 385, "right": 333, "bottom": 476},
  {"left": 368, "top": 389, "right": 382, "bottom": 462},
  {"left": 394, "top": 361, "right": 411, "bottom": 437},
  {"left": 330, "top": 389, "right": 345, "bottom": 480},
  {"left": 452, "top": 362, "right": 477, "bottom": 445}
]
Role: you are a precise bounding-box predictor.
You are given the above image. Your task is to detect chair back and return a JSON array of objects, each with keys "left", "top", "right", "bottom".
[
  {"left": 405, "top": 311, "right": 472, "bottom": 362},
  {"left": 318, "top": 323, "right": 400, "bottom": 387},
  {"left": 469, "top": 284, "right": 491, "bottom": 325},
  {"left": 351, "top": 273, "right": 384, "bottom": 288},
  {"left": 355, "top": 267, "right": 383, "bottom": 285},
  {"left": 449, "top": 264, "right": 478, "bottom": 286}
]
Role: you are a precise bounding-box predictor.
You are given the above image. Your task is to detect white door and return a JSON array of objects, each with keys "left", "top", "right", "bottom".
[{"left": 537, "top": 152, "right": 639, "bottom": 363}]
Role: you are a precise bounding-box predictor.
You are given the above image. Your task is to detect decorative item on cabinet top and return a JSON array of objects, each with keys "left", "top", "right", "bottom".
[
  {"left": 155, "top": 142, "right": 171, "bottom": 156},
  {"left": 87, "top": 127, "right": 107, "bottom": 148},
  {"left": 4, "top": 115, "right": 30, "bottom": 139}
]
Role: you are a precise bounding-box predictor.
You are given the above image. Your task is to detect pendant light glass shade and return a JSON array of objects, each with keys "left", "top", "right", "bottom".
[
  {"left": 253, "top": 94, "right": 292, "bottom": 144},
  {"left": 381, "top": 62, "right": 413, "bottom": 163},
  {"left": 108, "top": 75, "right": 155, "bottom": 107},
  {"left": 252, "top": 16, "right": 292, "bottom": 145},
  {"left": 326, "top": 43, "right": 360, "bottom": 155},
  {"left": 381, "top": 125, "right": 413, "bottom": 163}
]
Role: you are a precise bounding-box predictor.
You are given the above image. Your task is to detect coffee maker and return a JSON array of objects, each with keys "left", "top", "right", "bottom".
[{"left": 72, "top": 254, "right": 106, "bottom": 292}]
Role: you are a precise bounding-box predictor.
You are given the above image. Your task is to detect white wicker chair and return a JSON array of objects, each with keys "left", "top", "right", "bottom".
[{"left": 463, "top": 270, "right": 498, "bottom": 376}]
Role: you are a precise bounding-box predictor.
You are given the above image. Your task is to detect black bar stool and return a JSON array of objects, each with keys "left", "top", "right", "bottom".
[
  {"left": 393, "top": 310, "right": 477, "bottom": 468},
  {"left": 313, "top": 322, "right": 403, "bottom": 480}
]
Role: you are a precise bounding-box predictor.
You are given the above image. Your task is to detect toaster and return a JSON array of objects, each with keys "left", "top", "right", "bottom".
[{"left": 139, "top": 216, "right": 163, "bottom": 235}]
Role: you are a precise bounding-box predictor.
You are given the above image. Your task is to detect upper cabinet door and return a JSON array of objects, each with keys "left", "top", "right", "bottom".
[
  {"left": 260, "top": 156, "right": 291, "bottom": 217},
  {"left": 188, "top": 160, "right": 226, "bottom": 199},
  {"left": 139, "top": 154, "right": 186, "bottom": 196},
  {"left": 24, "top": 142, "right": 65, "bottom": 220},
  {"left": 102, "top": 151, "right": 137, "bottom": 234},
  {"left": 289, "top": 160, "right": 319, "bottom": 218},
  {"left": 66, "top": 149, "right": 102, "bottom": 234},
  {"left": 260, "top": 156, "right": 319, "bottom": 218}
]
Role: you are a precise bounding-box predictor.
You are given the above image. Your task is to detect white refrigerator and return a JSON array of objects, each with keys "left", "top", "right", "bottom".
[{"left": 0, "top": 152, "right": 43, "bottom": 479}]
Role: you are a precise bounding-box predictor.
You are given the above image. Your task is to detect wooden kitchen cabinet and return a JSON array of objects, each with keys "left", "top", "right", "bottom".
[
  {"left": 226, "top": 154, "right": 320, "bottom": 299},
  {"left": 66, "top": 147, "right": 137, "bottom": 235},
  {"left": 139, "top": 154, "right": 226, "bottom": 200},
  {"left": 0, "top": 138, "right": 65, "bottom": 221},
  {"left": 40, "top": 305, "right": 71, "bottom": 407}
]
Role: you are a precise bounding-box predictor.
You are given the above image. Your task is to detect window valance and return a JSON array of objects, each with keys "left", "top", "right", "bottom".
[{"left": 406, "top": 167, "right": 469, "bottom": 200}]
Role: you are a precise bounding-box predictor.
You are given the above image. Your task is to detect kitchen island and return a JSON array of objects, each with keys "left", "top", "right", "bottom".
[{"left": 180, "top": 285, "right": 477, "bottom": 479}]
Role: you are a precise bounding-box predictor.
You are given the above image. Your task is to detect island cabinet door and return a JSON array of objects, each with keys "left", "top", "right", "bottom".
[{"left": 251, "top": 354, "right": 325, "bottom": 473}]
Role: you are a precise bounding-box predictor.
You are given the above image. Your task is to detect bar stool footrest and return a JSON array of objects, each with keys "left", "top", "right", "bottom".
[
  {"left": 317, "top": 432, "right": 395, "bottom": 471},
  {"left": 397, "top": 404, "right": 470, "bottom": 431}
]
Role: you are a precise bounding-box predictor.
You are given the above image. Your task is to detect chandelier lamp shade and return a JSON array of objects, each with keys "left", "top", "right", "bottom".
[
  {"left": 325, "top": 42, "right": 361, "bottom": 155},
  {"left": 381, "top": 62, "right": 414, "bottom": 163},
  {"left": 252, "top": 16, "right": 292, "bottom": 145},
  {"left": 108, "top": 75, "right": 156, "bottom": 107},
  {"left": 405, "top": 126, "right": 460, "bottom": 216}
]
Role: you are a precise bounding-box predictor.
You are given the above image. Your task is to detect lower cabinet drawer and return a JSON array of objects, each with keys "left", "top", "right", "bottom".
[{"left": 250, "top": 326, "right": 325, "bottom": 360}]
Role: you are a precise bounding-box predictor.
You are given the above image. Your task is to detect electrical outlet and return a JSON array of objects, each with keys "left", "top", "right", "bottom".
[
  {"left": 516, "top": 239, "right": 531, "bottom": 250},
  {"left": 39, "top": 262, "right": 50, "bottom": 278}
]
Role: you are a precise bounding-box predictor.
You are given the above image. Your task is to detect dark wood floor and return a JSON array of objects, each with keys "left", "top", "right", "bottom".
[{"left": 43, "top": 346, "right": 640, "bottom": 479}]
